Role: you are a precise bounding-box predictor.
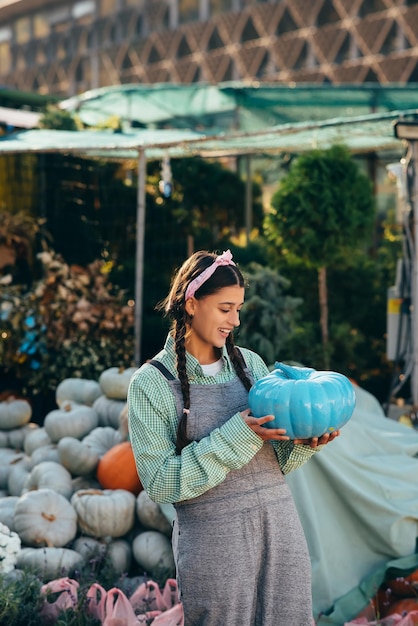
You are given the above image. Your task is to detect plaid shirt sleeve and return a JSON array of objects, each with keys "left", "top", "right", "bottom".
[{"left": 272, "top": 440, "right": 322, "bottom": 475}]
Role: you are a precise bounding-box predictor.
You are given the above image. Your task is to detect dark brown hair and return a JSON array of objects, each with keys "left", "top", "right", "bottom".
[{"left": 158, "top": 251, "right": 252, "bottom": 453}]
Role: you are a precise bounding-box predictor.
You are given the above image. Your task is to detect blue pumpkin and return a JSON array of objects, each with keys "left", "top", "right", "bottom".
[{"left": 248, "top": 362, "right": 356, "bottom": 439}]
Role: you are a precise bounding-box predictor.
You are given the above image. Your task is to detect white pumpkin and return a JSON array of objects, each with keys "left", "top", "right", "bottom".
[
  {"left": 72, "top": 536, "right": 106, "bottom": 559},
  {"left": 136, "top": 490, "right": 172, "bottom": 536},
  {"left": 56, "top": 378, "right": 102, "bottom": 408},
  {"left": 0, "top": 431, "right": 8, "bottom": 447},
  {"left": 99, "top": 367, "right": 137, "bottom": 400},
  {"left": 107, "top": 539, "right": 132, "bottom": 574},
  {"left": 44, "top": 402, "right": 99, "bottom": 442},
  {"left": 0, "top": 496, "right": 19, "bottom": 531},
  {"left": 92, "top": 395, "right": 126, "bottom": 429},
  {"left": 24, "top": 427, "right": 51, "bottom": 456},
  {"left": 14, "top": 488, "right": 78, "bottom": 548},
  {"left": 0, "top": 449, "right": 26, "bottom": 490},
  {"left": 132, "top": 531, "right": 175, "bottom": 576},
  {"left": 58, "top": 437, "right": 100, "bottom": 476},
  {"left": 0, "top": 399, "right": 32, "bottom": 430},
  {"left": 16, "top": 546, "right": 83, "bottom": 581},
  {"left": 23, "top": 461, "right": 73, "bottom": 499},
  {"left": 7, "top": 423, "right": 39, "bottom": 451},
  {"left": 160, "top": 503, "right": 176, "bottom": 526},
  {"left": 81, "top": 426, "right": 122, "bottom": 457},
  {"left": 7, "top": 454, "right": 32, "bottom": 496},
  {"left": 72, "top": 476, "right": 101, "bottom": 492},
  {"left": 72, "top": 535, "right": 130, "bottom": 573},
  {"left": 30, "top": 444, "right": 60, "bottom": 466},
  {"left": 71, "top": 488, "right": 136, "bottom": 538},
  {"left": 118, "top": 404, "right": 128, "bottom": 439}
]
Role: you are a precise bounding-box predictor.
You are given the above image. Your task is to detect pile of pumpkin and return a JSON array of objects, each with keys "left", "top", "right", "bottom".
[{"left": 0, "top": 366, "right": 176, "bottom": 584}]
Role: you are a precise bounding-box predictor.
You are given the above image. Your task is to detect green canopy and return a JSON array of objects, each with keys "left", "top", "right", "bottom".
[{"left": 60, "top": 82, "right": 418, "bottom": 133}]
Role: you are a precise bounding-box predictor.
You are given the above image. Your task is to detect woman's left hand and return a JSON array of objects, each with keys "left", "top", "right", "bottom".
[{"left": 293, "top": 430, "right": 341, "bottom": 448}]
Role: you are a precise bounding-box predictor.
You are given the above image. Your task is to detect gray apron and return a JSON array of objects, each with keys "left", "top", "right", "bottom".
[{"left": 153, "top": 361, "right": 313, "bottom": 626}]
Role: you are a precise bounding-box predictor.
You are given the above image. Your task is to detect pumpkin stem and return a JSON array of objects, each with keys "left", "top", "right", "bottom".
[
  {"left": 41, "top": 512, "right": 56, "bottom": 522},
  {"left": 79, "top": 489, "right": 104, "bottom": 496},
  {"left": 274, "top": 362, "right": 314, "bottom": 380},
  {"left": 10, "top": 455, "right": 25, "bottom": 465}
]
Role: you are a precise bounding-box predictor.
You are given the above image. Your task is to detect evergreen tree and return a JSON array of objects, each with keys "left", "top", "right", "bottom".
[{"left": 265, "top": 145, "right": 375, "bottom": 368}]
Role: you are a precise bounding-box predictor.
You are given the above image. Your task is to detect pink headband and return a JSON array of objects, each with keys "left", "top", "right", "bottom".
[{"left": 185, "top": 250, "right": 236, "bottom": 301}]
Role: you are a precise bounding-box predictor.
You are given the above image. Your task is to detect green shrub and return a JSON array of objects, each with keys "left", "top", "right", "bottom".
[{"left": 0, "top": 250, "right": 135, "bottom": 399}]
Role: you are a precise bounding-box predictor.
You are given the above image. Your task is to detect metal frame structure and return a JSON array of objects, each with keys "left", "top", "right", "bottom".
[{"left": 0, "top": 110, "right": 409, "bottom": 364}]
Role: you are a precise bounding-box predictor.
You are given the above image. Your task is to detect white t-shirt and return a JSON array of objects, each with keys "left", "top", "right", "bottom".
[{"left": 201, "top": 358, "right": 223, "bottom": 376}]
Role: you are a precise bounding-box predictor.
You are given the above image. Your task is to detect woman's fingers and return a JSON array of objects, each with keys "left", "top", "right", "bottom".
[
  {"left": 294, "top": 430, "right": 342, "bottom": 446},
  {"left": 241, "top": 412, "right": 290, "bottom": 440}
]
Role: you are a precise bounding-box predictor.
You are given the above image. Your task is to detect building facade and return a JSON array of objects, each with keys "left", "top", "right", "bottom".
[{"left": 1, "top": 0, "right": 418, "bottom": 97}]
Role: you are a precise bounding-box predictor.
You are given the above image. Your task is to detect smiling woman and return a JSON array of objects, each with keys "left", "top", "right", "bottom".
[{"left": 128, "top": 249, "right": 339, "bottom": 626}]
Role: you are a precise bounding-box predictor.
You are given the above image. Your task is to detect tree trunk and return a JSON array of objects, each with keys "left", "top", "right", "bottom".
[{"left": 318, "top": 266, "right": 329, "bottom": 369}]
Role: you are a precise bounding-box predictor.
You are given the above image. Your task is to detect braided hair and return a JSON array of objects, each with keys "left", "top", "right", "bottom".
[{"left": 159, "top": 251, "right": 252, "bottom": 453}]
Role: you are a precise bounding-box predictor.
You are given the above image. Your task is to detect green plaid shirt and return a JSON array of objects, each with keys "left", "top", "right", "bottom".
[{"left": 128, "top": 334, "right": 320, "bottom": 504}]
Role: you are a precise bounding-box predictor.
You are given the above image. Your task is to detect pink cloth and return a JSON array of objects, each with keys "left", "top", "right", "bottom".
[
  {"left": 86, "top": 582, "right": 108, "bottom": 623},
  {"left": 152, "top": 604, "right": 184, "bottom": 625},
  {"left": 344, "top": 610, "right": 418, "bottom": 625},
  {"left": 129, "top": 578, "right": 179, "bottom": 613},
  {"left": 185, "top": 249, "right": 235, "bottom": 300},
  {"left": 86, "top": 579, "right": 184, "bottom": 626},
  {"left": 40, "top": 577, "right": 79, "bottom": 622},
  {"left": 41, "top": 577, "right": 184, "bottom": 625}
]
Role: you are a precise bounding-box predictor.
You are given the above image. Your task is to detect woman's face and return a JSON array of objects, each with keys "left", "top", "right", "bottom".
[{"left": 185, "top": 284, "right": 244, "bottom": 362}]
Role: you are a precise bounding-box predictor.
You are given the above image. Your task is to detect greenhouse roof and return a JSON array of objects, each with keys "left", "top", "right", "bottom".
[
  {"left": 59, "top": 82, "right": 418, "bottom": 133},
  {"left": 0, "top": 109, "right": 413, "bottom": 159}
]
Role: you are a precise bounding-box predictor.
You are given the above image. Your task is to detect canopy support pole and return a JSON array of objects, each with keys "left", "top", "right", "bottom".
[{"left": 134, "top": 148, "right": 146, "bottom": 366}]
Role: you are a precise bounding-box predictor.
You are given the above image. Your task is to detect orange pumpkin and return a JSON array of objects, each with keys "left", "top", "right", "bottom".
[{"left": 97, "top": 441, "right": 143, "bottom": 495}]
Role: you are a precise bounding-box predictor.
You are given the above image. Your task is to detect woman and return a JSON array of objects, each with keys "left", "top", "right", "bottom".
[{"left": 128, "top": 249, "right": 339, "bottom": 626}]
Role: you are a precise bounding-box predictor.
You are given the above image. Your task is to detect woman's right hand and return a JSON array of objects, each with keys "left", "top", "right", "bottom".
[{"left": 241, "top": 409, "right": 290, "bottom": 441}]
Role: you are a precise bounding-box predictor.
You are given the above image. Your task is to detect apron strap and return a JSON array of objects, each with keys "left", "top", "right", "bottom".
[{"left": 148, "top": 359, "right": 176, "bottom": 381}]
